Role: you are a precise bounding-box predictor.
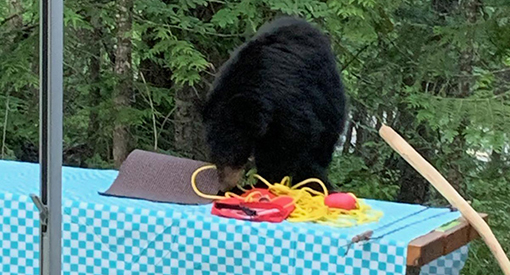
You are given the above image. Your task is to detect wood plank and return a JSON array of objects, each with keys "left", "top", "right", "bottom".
[
  {"left": 468, "top": 214, "right": 488, "bottom": 240},
  {"left": 407, "top": 231, "right": 445, "bottom": 266},
  {"left": 407, "top": 213, "right": 488, "bottom": 267}
]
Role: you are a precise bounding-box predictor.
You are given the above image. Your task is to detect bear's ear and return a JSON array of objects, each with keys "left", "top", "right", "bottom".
[{"left": 227, "top": 94, "right": 272, "bottom": 137}]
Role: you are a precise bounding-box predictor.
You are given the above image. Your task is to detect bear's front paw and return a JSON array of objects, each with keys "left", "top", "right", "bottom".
[{"left": 217, "top": 166, "right": 244, "bottom": 191}]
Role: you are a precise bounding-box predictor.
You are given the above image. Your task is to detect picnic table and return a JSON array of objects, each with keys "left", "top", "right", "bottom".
[{"left": 0, "top": 160, "right": 482, "bottom": 275}]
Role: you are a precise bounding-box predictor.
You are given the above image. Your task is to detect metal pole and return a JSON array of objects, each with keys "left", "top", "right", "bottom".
[{"left": 32, "top": 0, "right": 63, "bottom": 273}]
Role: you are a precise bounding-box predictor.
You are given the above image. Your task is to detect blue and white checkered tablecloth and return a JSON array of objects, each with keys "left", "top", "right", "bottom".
[{"left": 0, "top": 160, "right": 468, "bottom": 275}]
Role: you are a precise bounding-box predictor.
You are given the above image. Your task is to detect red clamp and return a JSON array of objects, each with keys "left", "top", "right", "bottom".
[{"left": 211, "top": 188, "right": 295, "bottom": 223}]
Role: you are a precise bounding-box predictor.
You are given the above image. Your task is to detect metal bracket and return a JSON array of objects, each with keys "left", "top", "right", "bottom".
[{"left": 30, "top": 194, "right": 48, "bottom": 227}]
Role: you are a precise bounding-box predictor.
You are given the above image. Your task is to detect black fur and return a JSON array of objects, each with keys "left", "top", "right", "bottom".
[{"left": 201, "top": 17, "right": 347, "bottom": 191}]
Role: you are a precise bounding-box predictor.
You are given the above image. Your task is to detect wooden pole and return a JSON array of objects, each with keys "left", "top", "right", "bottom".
[{"left": 379, "top": 124, "right": 510, "bottom": 275}]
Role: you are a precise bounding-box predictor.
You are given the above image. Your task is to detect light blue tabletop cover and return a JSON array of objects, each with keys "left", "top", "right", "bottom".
[{"left": 0, "top": 160, "right": 468, "bottom": 275}]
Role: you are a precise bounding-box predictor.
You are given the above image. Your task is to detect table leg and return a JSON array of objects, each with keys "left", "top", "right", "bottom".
[{"left": 406, "top": 266, "right": 421, "bottom": 275}]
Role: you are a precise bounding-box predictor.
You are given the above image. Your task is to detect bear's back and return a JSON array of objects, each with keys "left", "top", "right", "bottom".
[{"left": 207, "top": 17, "right": 346, "bottom": 133}]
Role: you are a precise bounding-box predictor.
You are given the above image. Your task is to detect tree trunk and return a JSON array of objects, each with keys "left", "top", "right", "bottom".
[
  {"left": 172, "top": 82, "right": 210, "bottom": 161},
  {"left": 396, "top": 127, "right": 432, "bottom": 204},
  {"left": 458, "top": 0, "right": 481, "bottom": 97},
  {"left": 393, "top": 106, "right": 433, "bottom": 204},
  {"left": 173, "top": 89, "right": 192, "bottom": 156},
  {"left": 445, "top": 0, "right": 481, "bottom": 194},
  {"left": 352, "top": 106, "right": 367, "bottom": 157},
  {"left": 112, "top": 0, "right": 133, "bottom": 167},
  {"left": 342, "top": 120, "right": 354, "bottom": 153},
  {"left": 139, "top": 29, "right": 174, "bottom": 153},
  {"left": 432, "top": 0, "right": 458, "bottom": 19},
  {"left": 87, "top": 17, "right": 102, "bottom": 159},
  {"left": 8, "top": 0, "right": 23, "bottom": 28}
]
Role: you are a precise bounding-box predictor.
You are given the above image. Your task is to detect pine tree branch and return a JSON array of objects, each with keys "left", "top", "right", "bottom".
[
  {"left": 0, "top": 23, "right": 38, "bottom": 37},
  {"left": 0, "top": 14, "right": 20, "bottom": 26},
  {"left": 341, "top": 43, "right": 372, "bottom": 71},
  {"left": 135, "top": 17, "right": 243, "bottom": 38}
]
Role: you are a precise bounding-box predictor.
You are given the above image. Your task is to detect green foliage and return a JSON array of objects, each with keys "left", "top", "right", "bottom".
[
  {"left": 329, "top": 153, "right": 400, "bottom": 201},
  {"left": 462, "top": 166, "right": 510, "bottom": 275},
  {"left": 1, "top": 0, "right": 509, "bottom": 274}
]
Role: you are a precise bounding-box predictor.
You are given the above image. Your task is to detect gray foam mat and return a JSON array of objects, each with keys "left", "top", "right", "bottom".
[{"left": 100, "top": 149, "right": 221, "bottom": 204}]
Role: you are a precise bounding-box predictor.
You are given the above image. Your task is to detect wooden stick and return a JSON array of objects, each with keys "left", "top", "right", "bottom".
[{"left": 379, "top": 124, "right": 510, "bottom": 275}]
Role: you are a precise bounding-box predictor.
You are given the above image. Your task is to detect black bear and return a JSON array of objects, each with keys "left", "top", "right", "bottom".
[{"left": 201, "top": 16, "right": 347, "bottom": 192}]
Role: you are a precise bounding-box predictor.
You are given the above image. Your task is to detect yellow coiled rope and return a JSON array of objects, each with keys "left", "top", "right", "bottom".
[{"left": 191, "top": 165, "right": 383, "bottom": 227}]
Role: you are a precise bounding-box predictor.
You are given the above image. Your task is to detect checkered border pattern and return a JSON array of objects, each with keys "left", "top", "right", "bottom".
[
  {"left": 1, "top": 192, "right": 468, "bottom": 275},
  {"left": 420, "top": 245, "right": 469, "bottom": 275},
  {"left": 0, "top": 193, "right": 39, "bottom": 275}
]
